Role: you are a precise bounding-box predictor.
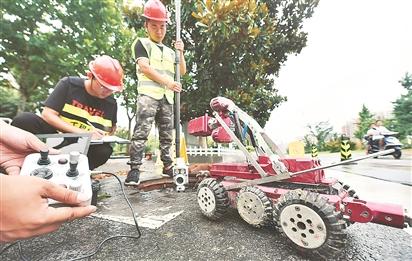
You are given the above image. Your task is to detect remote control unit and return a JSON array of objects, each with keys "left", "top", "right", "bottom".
[{"left": 20, "top": 149, "right": 92, "bottom": 206}]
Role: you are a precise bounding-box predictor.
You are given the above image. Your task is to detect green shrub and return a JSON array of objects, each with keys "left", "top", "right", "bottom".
[
  {"left": 112, "top": 127, "right": 130, "bottom": 156},
  {"left": 114, "top": 127, "right": 129, "bottom": 139},
  {"left": 324, "top": 139, "right": 357, "bottom": 153},
  {"left": 401, "top": 137, "right": 412, "bottom": 149},
  {"left": 145, "top": 135, "right": 159, "bottom": 153}
]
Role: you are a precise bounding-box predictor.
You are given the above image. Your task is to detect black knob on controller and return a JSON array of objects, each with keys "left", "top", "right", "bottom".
[
  {"left": 66, "top": 162, "right": 79, "bottom": 177},
  {"left": 37, "top": 149, "right": 50, "bottom": 165},
  {"left": 66, "top": 151, "right": 80, "bottom": 177}
]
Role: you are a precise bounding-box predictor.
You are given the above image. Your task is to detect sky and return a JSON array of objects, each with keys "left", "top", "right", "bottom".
[
  {"left": 265, "top": 0, "right": 412, "bottom": 146},
  {"left": 118, "top": 0, "right": 412, "bottom": 147}
]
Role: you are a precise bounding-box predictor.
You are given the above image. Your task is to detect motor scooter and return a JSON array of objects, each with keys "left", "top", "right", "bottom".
[{"left": 364, "top": 131, "right": 402, "bottom": 159}]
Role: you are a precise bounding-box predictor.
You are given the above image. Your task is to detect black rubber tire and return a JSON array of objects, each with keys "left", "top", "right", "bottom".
[
  {"left": 197, "top": 178, "right": 229, "bottom": 220},
  {"left": 393, "top": 150, "right": 402, "bottom": 159},
  {"left": 236, "top": 186, "right": 273, "bottom": 228},
  {"left": 273, "top": 190, "right": 347, "bottom": 260}
]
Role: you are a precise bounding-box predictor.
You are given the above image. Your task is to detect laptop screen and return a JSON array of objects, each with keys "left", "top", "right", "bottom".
[{"left": 36, "top": 133, "right": 92, "bottom": 155}]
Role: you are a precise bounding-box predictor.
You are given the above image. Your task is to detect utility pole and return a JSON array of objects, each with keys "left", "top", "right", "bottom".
[{"left": 174, "top": 0, "right": 181, "bottom": 158}]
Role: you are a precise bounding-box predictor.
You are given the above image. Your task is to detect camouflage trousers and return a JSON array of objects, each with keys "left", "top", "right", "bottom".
[{"left": 129, "top": 95, "right": 174, "bottom": 169}]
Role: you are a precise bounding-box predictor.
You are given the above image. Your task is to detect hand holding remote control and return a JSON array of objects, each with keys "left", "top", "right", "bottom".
[{"left": 0, "top": 175, "right": 96, "bottom": 243}]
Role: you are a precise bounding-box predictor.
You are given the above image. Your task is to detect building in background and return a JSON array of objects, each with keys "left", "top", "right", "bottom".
[{"left": 341, "top": 120, "right": 357, "bottom": 138}]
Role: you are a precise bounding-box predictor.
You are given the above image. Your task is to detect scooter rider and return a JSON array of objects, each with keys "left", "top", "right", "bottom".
[
  {"left": 366, "top": 123, "right": 381, "bottom": 152},
  {"left": 375, "top": 120, "right": 390, "bottom": 133},
  {"left": 365, "top": 120, "right": 402, "bottom": 159},
  {"left": 375, "top": 120, "right": 390, "bottom": 149},
  {"left": 366, "top": 122, "right": 379, "bottom": 137}
]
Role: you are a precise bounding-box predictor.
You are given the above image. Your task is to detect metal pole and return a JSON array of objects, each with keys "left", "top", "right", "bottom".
[
  {"left": 225, "top": 149, "right": 396, "bottom": 190},
  {"left": 174, "top": 0, "right": 181, "bottom": 158}
]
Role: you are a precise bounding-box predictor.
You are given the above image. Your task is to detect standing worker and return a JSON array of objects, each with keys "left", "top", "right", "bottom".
[{"left": 126, "top": 0, "right": 186, "bottom": 185}]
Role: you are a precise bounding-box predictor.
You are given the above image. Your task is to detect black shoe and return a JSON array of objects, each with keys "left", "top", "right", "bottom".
[
  {"left": 161, "top": 166, "right": 173, "bottom": 178},
  {"left": 125, "top": 169, "right": 140, "bottom": 185}
]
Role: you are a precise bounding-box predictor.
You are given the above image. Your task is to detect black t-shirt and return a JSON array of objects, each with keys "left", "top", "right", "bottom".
[
  {"left": 133, "top": 39, "right": 164, "bottom": 61},
  {"left": 44, "top": 77, "right": 117, "bottom": 132}
]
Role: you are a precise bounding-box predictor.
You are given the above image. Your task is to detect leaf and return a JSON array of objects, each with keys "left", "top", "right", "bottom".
[{"left": 205, "top": 0, "right": 212, "bottom": 11}]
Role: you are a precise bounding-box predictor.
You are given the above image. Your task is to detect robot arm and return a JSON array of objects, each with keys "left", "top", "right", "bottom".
[{"left": 188, "top": 97, "right": 289, "bottom": 176}]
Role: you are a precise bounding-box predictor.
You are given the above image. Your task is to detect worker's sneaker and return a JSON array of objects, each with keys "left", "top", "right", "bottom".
[
  {"left": 125, "top": 169, "right": 140, "bottom": 185},
  {"left": 161, "top": 165, "right": 174, "bottom": 178}
]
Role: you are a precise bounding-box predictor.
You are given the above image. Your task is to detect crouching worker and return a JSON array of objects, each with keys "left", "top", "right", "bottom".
[{"left": 12, "top": 55, "right": 124, "bottom": 170}]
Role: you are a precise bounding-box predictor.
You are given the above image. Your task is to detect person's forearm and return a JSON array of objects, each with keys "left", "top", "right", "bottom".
[
  {"left": 179, "top": 51, "right": 187, "bottom": 75},
  {"left": 42, "top": 111, "right": 85, "bottom": 134},
  {"left": 109, "top": 125, "right": 116, "bottom": 135},
  {"left": 140, "top": 64, "right": 173, "bottom": 86}
]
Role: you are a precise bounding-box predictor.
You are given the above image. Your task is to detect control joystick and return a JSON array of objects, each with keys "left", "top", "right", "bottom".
[
  {"left": 66, "top": 151, "right": 80, "bottom": 177},
  {"left": 37, "top": 149, "right": 51, "bottom": 165}
]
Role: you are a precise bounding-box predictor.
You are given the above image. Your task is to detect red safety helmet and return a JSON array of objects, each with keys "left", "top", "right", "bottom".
[
  {"left": 88, "top": 55, "right": 124, "bottom": 92},
  {"left": 143, "top": 0, "right": 168, "bottom": 22}
]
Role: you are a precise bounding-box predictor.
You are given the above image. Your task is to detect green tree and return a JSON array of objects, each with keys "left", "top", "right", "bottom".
[
  {"left": 112, "top": 25, "right": 141, "bottom": 138},
  {"left": 398, "top": 72, "right": 412, "bottom": 91},
  {"left": 354, "top": 105, "right": 375, "bottom": 140},
  {"left": 123, "top": 0, "right": 319, "bottom": 126},
  {"left": 0, "top": 86, "right": 19, "bottom": 118},
  {"left": 392, "top": 72, "right": 412, "bottom": 138},
  {"left": 304, "top": 121, "right": 334, "bottom": 151},
  {"left": 303, "top": 134, "right": 317, "bottom": 153},
  {"left": 0, "top": 0, "right": 130, "bottom": 111}
]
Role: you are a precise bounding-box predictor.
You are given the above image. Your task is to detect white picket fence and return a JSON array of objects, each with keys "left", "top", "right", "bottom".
[{"left": 186, "top": 146, "right": 238, "bottom": 156}]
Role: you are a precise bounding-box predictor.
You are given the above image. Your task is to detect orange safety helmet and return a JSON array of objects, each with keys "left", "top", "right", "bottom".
[
  {"left": 88, "top": 55, "right": 124, "bottom": 92},
  {"left": 143, "top": 0, "right": 168, "bottom": 22}
]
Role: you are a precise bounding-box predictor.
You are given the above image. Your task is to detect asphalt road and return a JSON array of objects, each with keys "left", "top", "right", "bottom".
[
  {"left": 1, "top": 153, "right": 411, "bottom": 261},
  {"left": 1, "top": 190, "right": 412, "bottom": 261},
  {"left": 318, "top": 151, "right": 412, "bottom": 186}
]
